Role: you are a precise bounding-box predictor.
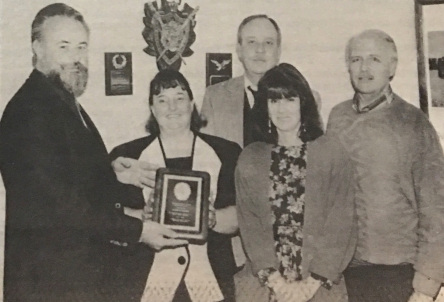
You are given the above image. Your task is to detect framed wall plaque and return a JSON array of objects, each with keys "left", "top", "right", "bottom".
[
  {"left": 105, "top": 52, "right": 133, "bottom": 96},
  {"left": 153, "top": 168, "right": 210, "bottom": 242},
  {"left": 206, "top": 53, "right": 232, "bottom": 87}
]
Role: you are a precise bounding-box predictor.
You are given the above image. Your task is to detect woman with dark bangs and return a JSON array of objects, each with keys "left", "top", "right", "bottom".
[
  {"left": 235, "top": 63, "right": 356, "bottom": 302},
  {"left": 109, "top": 69, "right": 241, "bottom": 302}
]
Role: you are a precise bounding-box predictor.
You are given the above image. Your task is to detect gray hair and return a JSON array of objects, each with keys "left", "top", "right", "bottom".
[
  {"left": 345, "top": 29, "right": 398, "bottom": 64},
  {"left": 31, "top": 3, "right": 89, "bottom": 66},
  {"left": 31, "top": 3, "right": 89, "bottom": 42}
]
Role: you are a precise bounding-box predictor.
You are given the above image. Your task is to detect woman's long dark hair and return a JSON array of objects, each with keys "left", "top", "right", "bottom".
[
  {"left": 252, "top": 63, "right": 324, "bottom": 144},
  {"left": 145, "top": 69, "right": 204, "bottom": 135}
]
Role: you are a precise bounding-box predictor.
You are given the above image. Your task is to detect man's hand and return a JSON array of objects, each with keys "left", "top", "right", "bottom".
[
  {"left": 112, "top": 157, "right": 158, "bottom": 188},
  {"left": 124, "top": 207, "right": 144, "bottom": 220},
  {"left": 408, "top": 292, "right": 434, "bottom": 302},
  {"left": 139, "top": 220, "right": 188, "bottom": 251},
  {"left": 268, "top": 275, "right": 321, "bottom": 302}
]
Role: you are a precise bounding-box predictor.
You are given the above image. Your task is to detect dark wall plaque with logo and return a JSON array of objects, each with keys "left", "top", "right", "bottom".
[
  {"left": 206, "top": 53, "right": 232, "bottom": 87},
  {"left": 153, "top": 168, "right": 209, "bottom": 242},
  {"left": 105, "top": 52, "right": 133, "bottom": 96}
]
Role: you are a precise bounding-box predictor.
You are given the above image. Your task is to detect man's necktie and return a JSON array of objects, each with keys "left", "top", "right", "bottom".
[
  {"left": 75, "top": 102, "right": 89, "bottom": 128},
  {"left": 243, "top": 86, "right": 259, "bottom": 147},
  {"left": 247, "top": 86, "right": 259, "bottom": 110}
]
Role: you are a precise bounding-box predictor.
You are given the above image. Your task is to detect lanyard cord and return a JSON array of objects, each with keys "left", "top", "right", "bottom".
[{"left": 158, "top": 133, "right": 197, "bottom": 168}]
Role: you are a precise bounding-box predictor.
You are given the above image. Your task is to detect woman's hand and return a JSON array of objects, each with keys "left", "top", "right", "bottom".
[
  {"left": 407, "top": 292, "right": 434, "bottom": 302},
  {"left": 142, "top": 191, "right": 154, "bottom": 221},
  {"left": 208, "top": 203, "right": 217, "bottom": 229},
  {"left": 208, "top": 190, "right": 240, "bottom": 234},
  {"left": 268, "top": 275, "right": 321, "bottom": 302}
]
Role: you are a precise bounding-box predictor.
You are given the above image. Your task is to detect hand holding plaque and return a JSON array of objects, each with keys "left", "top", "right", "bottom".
[
  {"left": 208, "top": 202, "right": 217, "bottom": 229},
  {"left": 142, "top": 191, "right": 154, "bottom": 221},
  {"left": 152, "top": 168, "right": 210, "bottom": 243}
]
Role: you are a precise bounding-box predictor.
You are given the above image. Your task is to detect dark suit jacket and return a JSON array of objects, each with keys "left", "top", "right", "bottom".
[{"left": 0, "top": 70, "right": 143, "bottom": 301}]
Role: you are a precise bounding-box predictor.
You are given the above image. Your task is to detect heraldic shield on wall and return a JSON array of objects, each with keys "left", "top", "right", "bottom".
[{"left": 143, "top": 0, "right": 199, "bottom": 71}]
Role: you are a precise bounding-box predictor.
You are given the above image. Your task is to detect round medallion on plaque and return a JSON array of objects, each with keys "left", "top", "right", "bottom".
[{"left": 174, "top": 182, "right": 192, "bottom": 201}]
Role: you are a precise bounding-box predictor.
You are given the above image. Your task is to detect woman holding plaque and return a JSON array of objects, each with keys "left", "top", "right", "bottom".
[
  {"left": 109, "top": 69, "right": 241, "bottom": 302},
  {"left": 235, "top": 63, "right": 356, "bottom": 302}
]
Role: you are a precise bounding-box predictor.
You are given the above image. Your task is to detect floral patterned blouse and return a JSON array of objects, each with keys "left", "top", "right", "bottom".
[
  {"left": 257, "top": 144, "right": 331, "bottom": 301},
  {"left": 270, "top": 144, "right": 307, "bottom": 281}
]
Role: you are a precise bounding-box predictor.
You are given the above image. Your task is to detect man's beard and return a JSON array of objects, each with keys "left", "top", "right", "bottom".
[{"left": 47, "top": 62, "right": 88, "bottom": 97}]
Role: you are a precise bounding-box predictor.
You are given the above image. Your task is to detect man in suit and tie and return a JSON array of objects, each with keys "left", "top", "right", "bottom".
[
  {"left": 201, "top": 14, "right": 322, "bottom": 148},
  {"left": 0, "top": 4, "right": 186, "bottom": 301},
  {"left": 199, "top": 15, "right": 282, "bottom": 276},
  {"left": 200, "top": 14, "right": 322, "bottom": 279},
  {"left": 201, "top": 14, "right": 282, "bottom": 148}
]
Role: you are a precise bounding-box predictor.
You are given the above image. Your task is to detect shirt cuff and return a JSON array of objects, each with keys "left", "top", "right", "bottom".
[
  {"left": 311, "top": 273, "right": 333, "bottom": 290},
  {"left": 413, "top": 272, "right": 441, "bottom": 297}
]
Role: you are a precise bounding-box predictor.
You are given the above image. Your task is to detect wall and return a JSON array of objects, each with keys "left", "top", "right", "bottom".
[
  {"left": 1, "top": 0, "right": 420, "bottom": 148},
  {"left": 0, "top": 0, "right": 434, "bottom": 299}
]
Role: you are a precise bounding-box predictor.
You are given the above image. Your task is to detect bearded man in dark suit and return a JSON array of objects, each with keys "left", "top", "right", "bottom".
[{"left": 0, "top": 3, "right": 186, "bottom": 301}]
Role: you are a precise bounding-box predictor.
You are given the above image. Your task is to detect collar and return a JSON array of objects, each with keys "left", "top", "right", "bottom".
[
  {"left": 243, "top": 74, "right": 258, "bottom": 92},
  {"left": 352, "top": 85, "right": 393, "bottom": 113}
]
